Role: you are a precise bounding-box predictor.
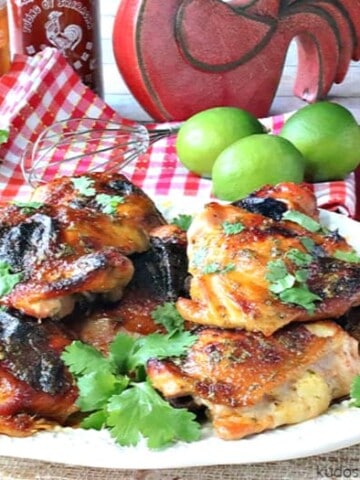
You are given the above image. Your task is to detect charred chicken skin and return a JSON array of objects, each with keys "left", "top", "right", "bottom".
[
  {"left": 177, "top": 184, "right": 360, "bottom": 335},
  {"left": 237, "top": 182, "right": 319, "bottom": 219},
  {"left": 147, "top": 321, "right": 360, "bottom": 440},
  {"left": 0, "top": 309, "right": 78, "bottom": 436}
]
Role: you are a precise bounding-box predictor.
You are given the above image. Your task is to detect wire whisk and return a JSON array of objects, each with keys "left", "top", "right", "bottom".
[{"left": 21, "top": 117, "right": 179, "bottom": 187}]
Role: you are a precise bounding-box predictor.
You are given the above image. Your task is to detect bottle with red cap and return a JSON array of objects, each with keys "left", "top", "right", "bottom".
[{"left": 8, "top": 0, "right": 103, "bottom": 95}]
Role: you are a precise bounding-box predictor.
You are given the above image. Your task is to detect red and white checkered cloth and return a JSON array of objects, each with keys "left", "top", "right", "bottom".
[{"left": 0, "top": 48, "right": 356, "bottom": 216}]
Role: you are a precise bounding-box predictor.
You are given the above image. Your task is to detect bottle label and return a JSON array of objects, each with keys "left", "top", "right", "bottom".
[{"left": 13, "top": 0, "right": 101, "bottom": 92}]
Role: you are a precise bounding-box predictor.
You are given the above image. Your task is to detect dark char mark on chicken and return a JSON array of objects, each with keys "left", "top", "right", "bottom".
[
  {"left": 0, "top": 213, "right": 58, "bottom": 274},
  {"left": 233, "top": 197, "right": 288, "bottom": 221},
  {"left": 130, "top": 228, "right": 189, "bottom": 301},
  {"left": 0, "top": 309, "right": 71, "bottom": 395}
]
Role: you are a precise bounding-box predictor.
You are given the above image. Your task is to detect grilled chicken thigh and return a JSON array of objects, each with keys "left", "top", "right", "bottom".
[
  {"left": 148, "top": 321, "right": 360, "bottom": 440},
  {"left": 0, "top": 203, "right": 134, "bottom": 319},
  {"left": 177, "top": 185, "right": 360, "bottom": 335},
  {"left": 0, "top": 309, "right": 78, "bottom": 436},
  {"left": 0, "top": 173, "right": 167, "bottom": 319}
]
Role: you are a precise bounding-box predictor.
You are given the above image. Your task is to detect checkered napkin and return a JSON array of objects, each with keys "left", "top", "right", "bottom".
[{"left": 0, "top": 47, "right": 356, "bottom": 216}]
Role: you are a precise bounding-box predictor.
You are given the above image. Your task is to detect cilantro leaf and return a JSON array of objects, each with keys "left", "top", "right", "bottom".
[
  {"left": 11, "top": 200, "right": 44, "bottom": 211},
  {"left": 141, "top": 395, "right": 201, "bottom": 450},
  {"left": 151, "top": 302, "right": 185, "bottom": 334},
  {"left": 283, "top": 210, "right": 322, "bottom": 233},
  {"left": 266, "top": 256, "right": 320, "bottom": 313},
  {"left": 0, "top": 261, "right": 23, "bottom": 297},
  {"left": 71, "top": 176, "right": 96, "bottom": 197},
  {"left": 279, "top": 286, "right": 322, "bottom": 314},
  {"left": 171, "top": 214, "right": 193, "bottom": 231},
  {"left": 333, "top": 250, "right": 360, "bottom": 263},
  {"left": 286, "top": 248, "right": 313, "bottom": 267},
  {"left": 107, "top": 381, "right": 200, "bottom": 448},
  {"left": 109, "top": 334, "right": 137, "bottom": 374},
  {"left": 295, "top": 268, "right": 309, "bottom": 283},
  {"left": 268, "top": 273, "right": 295, "bottom": 294},
  {"left": 126, "top": 331, "right": 196, "bottom": 373},
  {"left": 95, "top": 194, "right": 125, "bottom": 215},
  {"left": 81, "top": 410, "right": 108, "bottom": 430},
  {"left": 222, "top": 221, "right": 245, "bottom": 235},
  {"left": 11, "top": 200, "right": 44, "bottom": 216},
  {"left": 61, "top": 341, "right": 111, "bottom": 376},
  {"left": 76, "top": 371, "right": 128, "bottom": 412},
  {"left": 350, "top": 375, "right": 360, "bottom": 407},
  {"left": 107, "top": 387, "right": 145, "bottom": 447},
  {"left": 266, "top": 259, "right": 288, "bottom": 283},
  {"left": 300, "top": 237, "right": 316, "bottom": 253}
]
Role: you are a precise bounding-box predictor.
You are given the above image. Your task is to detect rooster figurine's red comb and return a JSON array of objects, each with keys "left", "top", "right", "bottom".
[{"left": 112, "top": 0, "right": 360, "bottom": 121}]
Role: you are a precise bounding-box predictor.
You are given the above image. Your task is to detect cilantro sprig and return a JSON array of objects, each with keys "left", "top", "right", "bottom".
[
  {"left": 266, "top": 248, "right": 321, "bottom": 314},
  {"left": 10, "top": 200, "right": 44, "bottom": 211},
  {"left": 71, "top": 177, "right": 126, "bottom": 215},
  {"left": 222, "top": 220, "right": 245, "bottom": 235},
  {"left": 95, "top": 193, "right": 125, "bottom": 215},
  {"left": 283, "top": 210, "right": 322, "bottom": 233},
  {"left": 71, "top": 176, "right": 96, "bottom": 197},
  {"left": 333, "top": 249, "right": 360, "bottom": 263},
  {"left": 61, "top": 303, "right": 200, "bottom": 449},
  {"left": 151, "top": 302, "right": 186, "bottom": 334}
]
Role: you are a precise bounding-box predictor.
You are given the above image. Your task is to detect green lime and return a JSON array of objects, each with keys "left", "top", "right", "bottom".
[
  {"left": 175, "top": 106, "right": 266, "bottom": 177},
  {"left": 212, "top": 134, "right": 305, "bottom": 201},
  {"left": 279, "top": 101, "right": 360, "bottom": 182}
]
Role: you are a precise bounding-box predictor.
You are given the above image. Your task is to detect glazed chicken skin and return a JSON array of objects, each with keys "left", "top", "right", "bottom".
[
  {"left": 177, "top": 184, "right": 360, "bottom": 335},
  {"left": 0, "top": 309, "right": 78, "bottom": 436},
  {"left": 0, "top": 202, "right": 135, "bottom": 319},
  {"left": 31, "top": 171, "right": 166, "bottom": 236},
  {"left": 147, "top": 321, "right": 360, "bottom": 440}
]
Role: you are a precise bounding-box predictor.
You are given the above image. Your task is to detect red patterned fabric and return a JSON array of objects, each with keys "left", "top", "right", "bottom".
[{"left": 0, "top": 48, "right": 356, "bottom": 218}]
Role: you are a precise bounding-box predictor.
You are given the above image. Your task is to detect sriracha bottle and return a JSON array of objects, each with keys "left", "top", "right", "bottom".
[{"left": 8, "top": 0, "right": 103, "bottom": 95}]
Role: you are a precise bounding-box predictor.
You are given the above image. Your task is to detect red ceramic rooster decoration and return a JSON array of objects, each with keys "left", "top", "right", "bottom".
[{"left": 112, "top": 0, "right": 360, "bottom": 121}]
